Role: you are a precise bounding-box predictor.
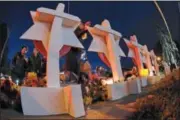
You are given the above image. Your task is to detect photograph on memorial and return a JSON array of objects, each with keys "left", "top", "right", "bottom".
[{"left": 0, "top": 1, "right": 180, "bottom": 120}]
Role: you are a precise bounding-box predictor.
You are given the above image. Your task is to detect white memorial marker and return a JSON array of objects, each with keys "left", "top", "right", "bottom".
[
  {"left": 20, "top": 3, "right": 85, "bottom": 117},
  {"left": 88, "top": 19, "right": 126, "bottom": 82},
  {"left": 124, "top": 36, "right": 144, "bottom": 73},
  {"left": 148, "top": 50, "right": 162, "bottom": 83},
  {"left": 150, "top": 50, "right": 159, "bottom": 75},
  {"left": 21, "top": 3, "right": 84, "bottom": 88},
  {"left": 87, "top": 20, "right": 127, "bottom": 100},
  {"left": 142, "top": 45, "right": 153, "bottom": 76},
  {"left": 124, "top": 36, "right": 145, "bottom": 89}
]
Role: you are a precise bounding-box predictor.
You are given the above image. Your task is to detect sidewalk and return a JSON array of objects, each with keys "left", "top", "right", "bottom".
[{"left": 1, "top": 88, "right": 149, "bottom": 120}]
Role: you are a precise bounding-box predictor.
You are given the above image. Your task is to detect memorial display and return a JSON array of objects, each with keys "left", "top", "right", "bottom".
[
  {"left": 141, "top": 45, "right": 160, "bottom": 85},
  {"left": 20, "top": 3, "right": 85, "bottom": 117},
  {"left": 1, "top": 2, "right": 178, "bottom": 119},
  {"left": 124, "top": 36, "right": 144, "bottom": 90},
  {"left": 88, "top": 19, "right": 126, "bottom": 82},
  {"left": 87, "top": 20, "right": 128, "bottom": 100}
]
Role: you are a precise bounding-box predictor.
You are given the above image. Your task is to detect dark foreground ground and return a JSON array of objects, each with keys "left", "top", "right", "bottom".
[{"left": 0, "top": 88, "right": 149, "bottom": 120}]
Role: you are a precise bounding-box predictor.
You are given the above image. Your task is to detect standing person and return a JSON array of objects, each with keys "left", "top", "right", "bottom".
[
  {"left": 41, "top": 56, "right": 46, "bottom": 77},
  {"left": 64, "top": 21, "right": 91, "bottom": 82},
  {"left": 80, "top": 50, "right": 93, "bottom": 81},
  {"left": 131, "top": 66, "right": 139, "bottom": 77},
  {"left": 96, "top": 66, "right": 101, "bottom": 76},
  {"left": 28, "top": 48, "right": 42, "bottom": 78},
  {"left": 65, "top": 47, "right": 80, "bottom": 76},
  {"left": 11, "top": 45, "right": 28, "bottom": 85}
]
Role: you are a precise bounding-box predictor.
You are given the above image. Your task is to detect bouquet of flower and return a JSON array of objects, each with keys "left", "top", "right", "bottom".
[
  {"left": 11, "top": 82, "right": 20, "bottom": 92},
  {"left": 0, "top": 79, "right": 20, "bottom": 110},
  {"left": 83, "top": 96, "right": 92, "bottom": 106},
  {"left": 38, "top": 78, "right": 47, "bottom": 87},
  {"left": 60, "top": 73, "right": 66, "bottom": 81},
  {"left": 1, "top": 79, "right": 20, "bottom": 93},
  {"left": 23, "top": 72, "right": 38, "bottom": 87},
  {"left": 86, "top": 79, "right": 108, "bottom": 102},
  {"left": 27, "top": 72, "right": 38, "bottom": 80}
]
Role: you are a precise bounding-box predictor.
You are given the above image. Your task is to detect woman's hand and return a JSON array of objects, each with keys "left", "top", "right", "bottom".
[{"left": 84, "top": 21, "right": 91, "bottom": 30}]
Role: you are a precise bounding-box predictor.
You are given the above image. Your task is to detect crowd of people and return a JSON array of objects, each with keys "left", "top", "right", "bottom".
[{"left": 11, "top": 46, "right": 46, "bottom": 85}]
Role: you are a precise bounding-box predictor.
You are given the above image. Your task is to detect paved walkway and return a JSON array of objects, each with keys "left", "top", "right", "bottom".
[{"left": 1, "top": 88, "right": 149, "bottom": 120}]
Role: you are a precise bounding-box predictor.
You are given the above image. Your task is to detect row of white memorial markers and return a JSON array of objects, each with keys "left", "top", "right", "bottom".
[{"left": 20, "top": 3, "right": 163, "bottom": 118}]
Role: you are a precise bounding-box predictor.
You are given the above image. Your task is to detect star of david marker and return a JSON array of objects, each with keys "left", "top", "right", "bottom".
[
  {"left": 124, "top": 36, "right": 144, "bottom": 73},
  {"left": 88, "top": 19, "right": 126, "bottom": 82},
  {"left": 20, "top": 3, "right": 84, "bottom": 88}
]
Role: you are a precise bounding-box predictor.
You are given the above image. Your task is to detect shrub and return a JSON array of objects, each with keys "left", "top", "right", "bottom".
[{"left": 127, "top": 69, "right": 180, "bottom": 120}]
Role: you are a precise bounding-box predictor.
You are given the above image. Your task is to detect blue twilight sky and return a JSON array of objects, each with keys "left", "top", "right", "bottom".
[{"left": 0, "top": 1, "right": 180, "bottom": 69}]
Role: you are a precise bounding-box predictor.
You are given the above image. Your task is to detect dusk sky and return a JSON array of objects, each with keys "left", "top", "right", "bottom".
[{"left": 0, "top": 1, "right": 180, "bottom": 69}]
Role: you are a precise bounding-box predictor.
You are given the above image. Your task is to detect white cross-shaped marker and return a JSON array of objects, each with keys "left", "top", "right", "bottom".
[
  {"left": 20, "top": 3, "right": 84, "bottom": 88},
  {"left": 124, "top": 36, "right": 144, "bottom": 67},
  {"left": 88, "top": 19, "right": 125, "bottom": 82},
  {"left": 141, "top": 45, "right": 153, "bottom": 75},
  {"left": 150, "top": 50, "right": 159, "bottom": 75}
]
